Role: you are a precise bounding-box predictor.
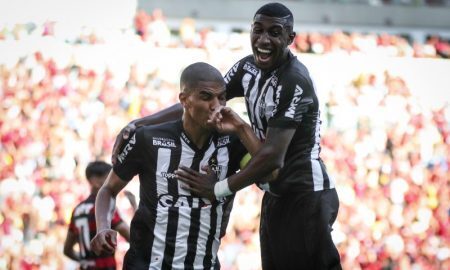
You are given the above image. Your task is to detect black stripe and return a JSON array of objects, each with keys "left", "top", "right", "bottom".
[
  {"left": 161, "top": 146, "right": 182, "bottom": 269},
  {"left": 184, "top": 150, "right": 207, "bottom": 268}
]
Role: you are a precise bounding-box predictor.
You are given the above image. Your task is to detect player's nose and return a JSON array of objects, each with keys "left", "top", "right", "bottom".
[{"left": 210, "top": 97, "right": 221, "bottom": 111}]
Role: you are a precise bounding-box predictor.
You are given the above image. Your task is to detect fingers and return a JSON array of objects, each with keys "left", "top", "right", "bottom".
[
  {"left": 208, "top": 107, "right": 224, "bottom": 125},
  {"left": 91, "top": 230, "right": 117, "bottom": 256},
  {"left": 201, "top": 165, "right": 215, "bottom": 176},
  {"left": 177, "top": 165, "right": 200, "bottom": 176}
]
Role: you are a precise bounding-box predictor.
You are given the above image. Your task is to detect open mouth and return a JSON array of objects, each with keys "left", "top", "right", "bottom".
[{"left": 256, "top": 48, "right": 272, "bottom": 63}]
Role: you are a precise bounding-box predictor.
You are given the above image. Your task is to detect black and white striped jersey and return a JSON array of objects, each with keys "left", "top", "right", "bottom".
[
  {"left": 113, "top": 120, "right": 246, "bottom": 270},
  {"left": 224, "top": 52, "right": 335, "bottom": 196}
]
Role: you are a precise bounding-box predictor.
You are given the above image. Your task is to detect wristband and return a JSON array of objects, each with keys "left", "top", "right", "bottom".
[{"left": 214, "top": 178, "right": 232, "bottom": 199}]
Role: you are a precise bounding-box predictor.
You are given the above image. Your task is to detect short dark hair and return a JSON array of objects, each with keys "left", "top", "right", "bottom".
[
  {"left": 254, "top": 2, "right": 294, "bottom": 31},
  {"left": 180, "top": 62, "right": 224, "bottom": 93},
  {"left": 85, "top": 161, "right": 112, "bottom": 181}
]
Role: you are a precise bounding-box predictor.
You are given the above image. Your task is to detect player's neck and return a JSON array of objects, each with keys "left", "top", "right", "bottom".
[{"left": 182, "top": 119, "right": 211, "bottom": 149}]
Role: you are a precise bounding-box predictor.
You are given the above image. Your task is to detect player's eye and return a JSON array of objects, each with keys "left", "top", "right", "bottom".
[
  {"left": 199, "top": 93, "right": 212, "bottom": 100},
  {"left": 252, "top": 27, "right": 263, "bottom": 34}
]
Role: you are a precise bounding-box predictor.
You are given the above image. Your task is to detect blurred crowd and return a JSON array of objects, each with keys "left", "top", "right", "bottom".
[
  {"left": 0, "top": 9, "right": 449, "bottom": 270},
  {"left": 133, "top": 9, "right": 450, "bottom": 58}
]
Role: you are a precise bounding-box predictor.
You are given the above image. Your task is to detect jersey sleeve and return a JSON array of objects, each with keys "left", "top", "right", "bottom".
[
  {"left": 227, "top": 136, "right": 248, "bottom": 174},
  {"left": 268, "top": 74, "right": 314, "bottom": 129},
  {"left": 113, "top": 128, "right": 145, "bottom": 181},
  {"left": 224, "top": 60, "right": 245, "bottom": 100}
]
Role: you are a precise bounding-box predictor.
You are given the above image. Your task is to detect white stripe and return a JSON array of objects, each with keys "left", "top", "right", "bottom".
[
  {"left": 312, "top": 114, "right": 325, "bottom": 191},
  {"left": 171, "top": 140, "right": 196, "bottom": 268},
  {"left": 242, "top": 73, "right": 252, "bottom": 96},
  {"left": 312, "top": 159, "right": 324, "bottom": 191},
  {"left": 245, "top": 72, "right": 260, "bottom": 131},
  {"left": 210, "top": 204, "right": 224, "bottom": 268},
  {"left": 172, "top": 207, "right": 191, "bottom": 269},
  {"left": 178, "top": 139, "right": 196, "bottom": 195},
  {"left": 264, "top": 85, "right": 275, "bottom": 120},
  {"left": 310, "top": 115, "right": 321, "bottom": 159},
  {"left": 149, "top": 148, "right": 172, "bottom": 269},
  {"left": 216, "top": 147, "right": 229, "bottom": 180},
  {"left": 189, "top": 143, "right": 218, "bottom": 267},
  {"left": 193, "top": 206, "right": 211, "bottom": 268},
  {"left": 254, "top": 78, "right": 271, "bottom": 132},
  {"left": 329, "top": 174, "right": 336, "bottom": 189},
  {"left": 199, "top": 143, "right": 218, "bottom": 174}
]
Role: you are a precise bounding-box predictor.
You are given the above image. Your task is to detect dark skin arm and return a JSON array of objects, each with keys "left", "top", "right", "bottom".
[
  {"left": 90, "top": 171, "right": 128, "bottom": 255},
  {"left": 112, "top": 103, "right": 183, "bottom": 164},
  {"left": 63, "top": 230, "right": 80, "bottom": 262},
  {"left": 177, "top": 119, "right": 295, "bottom": 201},
  {"left": 114, "top": 221, "right": 131, "bottom": 242}
]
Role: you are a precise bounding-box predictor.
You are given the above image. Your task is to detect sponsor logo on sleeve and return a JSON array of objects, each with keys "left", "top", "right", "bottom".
[
  {"left": 284, "top": 85, "right": 303, "bottom": 119},
  {"left": 118, "top": 133, "right": 136, "bottom": 163},
  {"left": 224, "top": 62, "right": 240, "bottom": 84}
]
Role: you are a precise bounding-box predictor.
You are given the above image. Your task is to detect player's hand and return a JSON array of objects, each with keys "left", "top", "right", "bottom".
[
  {"left": 208, "top": 106, "right": 245, "bottom": 134},
  {"left": 112, "top": 121, "right": 137, "bottom": 165},
  {"left": 175, "top": 165, "right": 217, "bottom": 202},
  {"left": 91, "top": 229, "right": 117, "bottom": 256}
]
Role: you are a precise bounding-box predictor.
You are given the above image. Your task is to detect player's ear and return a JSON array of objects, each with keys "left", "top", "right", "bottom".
[
  {"left": 288, "top": 31, "right": 296, "bottom": 45},
  {"left": 179, "top": 92, "right": 186, "bottom": 105}
]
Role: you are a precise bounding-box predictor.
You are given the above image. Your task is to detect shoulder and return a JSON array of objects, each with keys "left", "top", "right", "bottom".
[
  {"left": 227, "top": 55, "right": 254, "bottom": 74},
  {"left": 136, "top": 120, "right": 182, "bottom": 139},
  {"left": 279, "top": 57, "right": 314, "bottom": 93},
  {"left": 135, "top": 120, "right": 181, "bottom": 148},
  {"left": 284, "top": 57, "right": 312, "bottom": 83}
]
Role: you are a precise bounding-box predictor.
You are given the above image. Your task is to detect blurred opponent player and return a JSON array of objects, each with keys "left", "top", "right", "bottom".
[{"left": 64, "top": 161, "right": 135, "bottom": 270}]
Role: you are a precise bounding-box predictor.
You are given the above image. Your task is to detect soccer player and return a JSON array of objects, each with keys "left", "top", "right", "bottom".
[
  {"left": 91, "top": 62, "right": 263, "bottom": 269},
  {"left": 112, "top": 3, "right": 341, "bottom": 269},
  {"left": 64, "top": 161, "right": 131, "bottom": 270}
]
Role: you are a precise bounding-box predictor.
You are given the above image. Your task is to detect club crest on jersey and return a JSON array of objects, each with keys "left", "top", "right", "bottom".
[
  {"left": 118, "top": 133, "right": 136, "bottom": 163},
  {"left": 285, "top": 85, "right": 303, "bottom": 119},
  {"left": 153, "top": 137, "right": 176, "bottom": 148},
  {"left": 208, "top": 156, "right": 225, "bottom": 180}
]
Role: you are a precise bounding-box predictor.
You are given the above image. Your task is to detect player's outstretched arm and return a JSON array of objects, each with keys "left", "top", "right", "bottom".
[
  {"left": 91, "top": 171, "right": 128, "bottom": 255},
  {"left": 112, "top": 103, "right": 183, "bottom": 165}
]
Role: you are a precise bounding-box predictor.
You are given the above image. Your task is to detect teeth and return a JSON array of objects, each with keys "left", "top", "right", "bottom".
[{"left": 257, "top": 48, "right": 271, "bottom": 54}]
